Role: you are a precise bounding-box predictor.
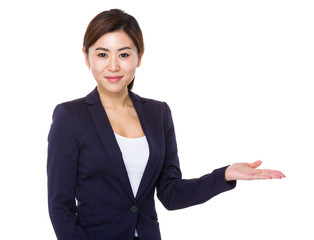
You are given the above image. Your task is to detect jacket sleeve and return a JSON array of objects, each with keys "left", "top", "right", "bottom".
[
  {"left": 156, "top": 103, "right": 236, "bottom": 210},
  {"left": 47, "top": 104, "right": 90, "bottom": 240}
]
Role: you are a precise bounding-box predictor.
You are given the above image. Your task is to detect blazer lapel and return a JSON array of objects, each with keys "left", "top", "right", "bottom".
[
  {"left": 86, "top": 88, "right": 163, "bottom": 202},
  {"left": 86, "top": 88, "right": 134, "bottom": 201},
  {"left": 129, "top": 91, "right": 163, "bottom": 201}
]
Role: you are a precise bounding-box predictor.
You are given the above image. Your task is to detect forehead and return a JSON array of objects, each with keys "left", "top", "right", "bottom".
[{"left": 91, "top": 31, "right": 136, "bottom": 50}]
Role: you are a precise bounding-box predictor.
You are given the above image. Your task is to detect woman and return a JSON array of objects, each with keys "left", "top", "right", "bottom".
[{"left": 47, "top": 9, "right": 285, "bottom": 240}]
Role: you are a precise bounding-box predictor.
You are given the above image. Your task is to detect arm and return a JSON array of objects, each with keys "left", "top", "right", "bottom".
[
  {"left": 156, "top": 103, "right": 236, "bottom": 210},
  {"left": 47, "top": 104, "right": 89, "bottom": 240}
]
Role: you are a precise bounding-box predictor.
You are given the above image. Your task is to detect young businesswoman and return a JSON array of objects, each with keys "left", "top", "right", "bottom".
[{"left": 47, "top": 9, "right": 285, "bottom": 240}]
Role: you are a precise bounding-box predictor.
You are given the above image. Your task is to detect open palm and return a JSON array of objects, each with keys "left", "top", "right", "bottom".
[{"left": 225, "top": 160, "right": 285, "bottom": 181}]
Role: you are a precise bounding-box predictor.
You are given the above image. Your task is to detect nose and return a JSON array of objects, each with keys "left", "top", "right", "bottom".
[{"left": 108, "top": 56, "right": 120, "bottom": 72}]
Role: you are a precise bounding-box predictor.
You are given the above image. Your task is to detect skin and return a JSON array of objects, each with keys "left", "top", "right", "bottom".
[
  {"left": 83, "top": 30, "right": 286, "bottom": 181},
  {"left": 225, "top": 160, "right": 285, "bottom": 181}
]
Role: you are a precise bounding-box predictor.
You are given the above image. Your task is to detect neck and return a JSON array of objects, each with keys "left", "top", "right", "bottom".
[{"left": 97, "top": 86, "right": 132, "bottom": 109}]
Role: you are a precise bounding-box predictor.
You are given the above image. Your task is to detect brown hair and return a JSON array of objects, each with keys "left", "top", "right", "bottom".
[{"left": 83, "top": 9, "right": 144, "bottom": 90}]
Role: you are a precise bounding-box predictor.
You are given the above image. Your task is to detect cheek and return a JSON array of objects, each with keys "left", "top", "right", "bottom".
[
  {"left": 121, "top": 61, "right": 138, "bottom": 74},
  {"left": 89, "top": 57, "right": 104, "bottom": 72}
]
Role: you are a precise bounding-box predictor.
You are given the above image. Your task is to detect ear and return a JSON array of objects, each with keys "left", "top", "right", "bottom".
[
  {"left": 136, "top": 50, "right": 144, "bottom": 68},
  {"left": 82, "top": 48, "right": 90, "bottom": 69}
]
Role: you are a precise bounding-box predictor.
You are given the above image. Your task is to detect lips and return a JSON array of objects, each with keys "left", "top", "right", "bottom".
[{"left": 106, "top": 76, "right": 123, "bottom": 83}]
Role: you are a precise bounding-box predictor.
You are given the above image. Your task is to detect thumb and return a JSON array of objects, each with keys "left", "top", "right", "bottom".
[{"left": 248, "top": 160, "right": 262, "bottom": 169}]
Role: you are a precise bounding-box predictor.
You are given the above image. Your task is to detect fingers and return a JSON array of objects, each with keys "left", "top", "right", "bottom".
[
  {"left": 253, "top": 169, "right": 286, "bottom": 180},
  {"left": 251, "top": 174, "right": 273, "bottom": 180},
  {"left": 248, "top": 161, "right": 286, "bottom": 179},
  {"left": 261, "top": 169, "right": 286, "bottom": 177}
]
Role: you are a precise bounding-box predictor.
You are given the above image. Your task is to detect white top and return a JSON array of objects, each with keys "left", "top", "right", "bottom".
[
  {"left": 114, "top": 132, "right": 150, "bottom": 237},
  {"left": 114, "top": 132, "right": 150, "bottom": 197}
]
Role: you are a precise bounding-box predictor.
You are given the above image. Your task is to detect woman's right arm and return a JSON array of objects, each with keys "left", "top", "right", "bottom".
[{"left": 47, "top": 104, "right": 89, "bottom": 240}]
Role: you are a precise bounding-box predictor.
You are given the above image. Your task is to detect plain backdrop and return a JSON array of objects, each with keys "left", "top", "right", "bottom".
[{"left": 0, "top": 0, "right": 313, "bottom": 239}]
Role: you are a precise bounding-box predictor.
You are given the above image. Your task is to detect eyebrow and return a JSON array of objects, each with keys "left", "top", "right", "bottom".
[{"left": 95, "top": 47, "right": 132, "bottom": 51}]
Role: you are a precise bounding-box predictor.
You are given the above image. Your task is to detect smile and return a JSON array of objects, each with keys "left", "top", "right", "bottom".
[{"left": 105, "top": 76, "right": 123, "bottom": 83}]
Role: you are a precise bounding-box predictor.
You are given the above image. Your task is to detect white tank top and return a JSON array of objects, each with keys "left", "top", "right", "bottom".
[{"left": 114, "top": 132, "right": 150, "bottom": 197}]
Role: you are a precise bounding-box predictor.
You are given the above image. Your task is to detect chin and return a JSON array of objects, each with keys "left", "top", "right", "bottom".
[{"left": 97, "top": 84, "right": 128, "bottom": 95}]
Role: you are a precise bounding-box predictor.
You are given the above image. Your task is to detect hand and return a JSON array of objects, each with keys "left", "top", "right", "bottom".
[{"left": 225, "top": 160, "right": 286, "bottom": 181}]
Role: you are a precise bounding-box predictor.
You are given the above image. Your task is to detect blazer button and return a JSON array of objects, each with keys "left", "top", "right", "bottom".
[{"left": 130, "top": 205, "right": 138, "bottom": 213}]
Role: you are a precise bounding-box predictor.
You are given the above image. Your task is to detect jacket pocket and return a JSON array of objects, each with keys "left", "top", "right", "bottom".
[{"left": 82, "top": 220, "right": 112, "bottom": 230}]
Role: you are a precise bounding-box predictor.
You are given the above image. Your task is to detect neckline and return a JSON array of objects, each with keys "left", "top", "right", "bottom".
[{"left": 114, "top": 132, "right": 146, "bottom": 140}]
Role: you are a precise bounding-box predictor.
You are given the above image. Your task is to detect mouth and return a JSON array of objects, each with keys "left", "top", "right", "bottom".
[{"left": 105, "top": 76, "right": 123, "bottom": 83}]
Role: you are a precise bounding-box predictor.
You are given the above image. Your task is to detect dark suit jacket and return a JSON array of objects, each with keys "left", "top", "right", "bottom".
[{"left": 47, "top": 88, "right": 236, "bottom": 240}]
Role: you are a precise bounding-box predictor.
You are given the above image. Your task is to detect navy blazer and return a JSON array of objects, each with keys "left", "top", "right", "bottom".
[{"left": 47, "top": 88, "right": 236, "bottom": 240}]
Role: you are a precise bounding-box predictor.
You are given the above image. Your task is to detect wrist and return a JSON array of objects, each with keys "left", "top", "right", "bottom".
[{"left": 225, "top": 165, "right": 233, "bottom": 182}]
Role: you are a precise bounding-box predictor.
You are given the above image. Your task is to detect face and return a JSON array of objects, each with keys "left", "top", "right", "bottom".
[{"left": 83, "top": 31, "right": 143, "bottom": 95}]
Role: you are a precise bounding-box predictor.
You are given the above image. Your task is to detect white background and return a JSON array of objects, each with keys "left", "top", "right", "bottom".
[{"left": 0, "top": 0, "right": 313, "bottom": 239}]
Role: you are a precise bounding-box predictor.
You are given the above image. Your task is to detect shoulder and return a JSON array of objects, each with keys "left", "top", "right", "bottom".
[
  {"left": 130, "top": 91, "right": 173, "bottom": 126},
  {"left": 57, "top": 97, "right": 86, "bottom": 111},
  {"left": 130, "top": 91, "right": 170, "bottom": 112},
  {"left": 51, "top": 90, "right": 96, "bottom": 127},
  {"left": 52, "top": 97, "right": 86, "bottom": 118},
  {"left": 52, "top": 87, "right": 99, "bottom": 117}
]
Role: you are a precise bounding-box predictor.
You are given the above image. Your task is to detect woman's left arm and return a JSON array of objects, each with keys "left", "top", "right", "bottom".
[{"left": 156, "top": 103, "right": 285, "bottom": 211}]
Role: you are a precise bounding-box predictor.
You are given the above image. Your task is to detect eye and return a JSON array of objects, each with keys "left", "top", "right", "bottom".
[
  {"left": 120, "top": 53, "right": 129, "bottom": 58},
  {"left": 98, "top": 53, "right": 107, "bottom": 58}
]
